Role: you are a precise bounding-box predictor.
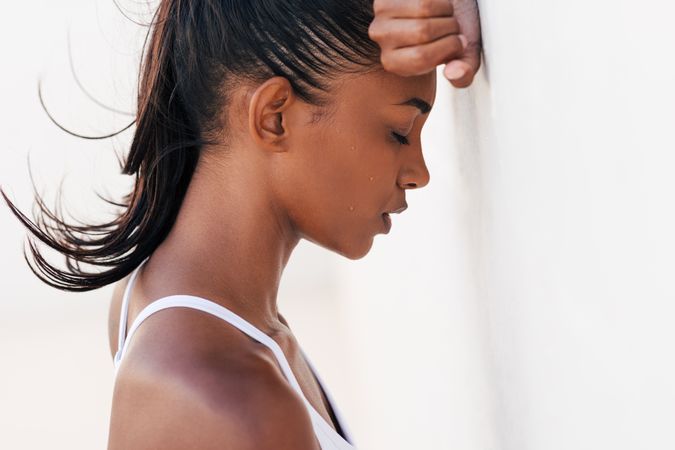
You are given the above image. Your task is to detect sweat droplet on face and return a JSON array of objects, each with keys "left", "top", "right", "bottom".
[
  {"left": 348, "top": 205, "right": 355, "bottom": 212},
  {"left": 369, "top": 176, "right": 375, "bottom": 182}
]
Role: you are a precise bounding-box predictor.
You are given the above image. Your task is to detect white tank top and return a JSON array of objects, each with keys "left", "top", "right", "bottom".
[{"left": 113, "top": 259, "right": 356, "bottom": 449}]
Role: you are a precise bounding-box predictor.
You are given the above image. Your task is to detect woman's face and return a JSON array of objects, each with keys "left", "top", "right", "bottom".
[{"left": 274, "top": 68, "right": 437, "bottom": 259}]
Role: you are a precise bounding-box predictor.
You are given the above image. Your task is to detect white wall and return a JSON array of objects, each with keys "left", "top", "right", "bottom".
[
  {"left": 445, "top": 1, "right": 675, "bottom": 449},
  {"left": 1, "top": 1, "right": 140, "bottom": 448}
]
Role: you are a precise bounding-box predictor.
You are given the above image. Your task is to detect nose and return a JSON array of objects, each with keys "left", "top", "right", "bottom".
[{"left": 397, "top": 149, "right": 430, "bottom": 190}]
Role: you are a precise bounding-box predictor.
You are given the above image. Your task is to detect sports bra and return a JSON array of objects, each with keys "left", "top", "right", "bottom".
[{"left": 113, "top": 258, "right": 356, "bottom": 449}]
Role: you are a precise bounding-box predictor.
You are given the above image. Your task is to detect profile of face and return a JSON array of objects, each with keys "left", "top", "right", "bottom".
[{"left": 229, "top": 67, "right": 437, "bottom": 260}]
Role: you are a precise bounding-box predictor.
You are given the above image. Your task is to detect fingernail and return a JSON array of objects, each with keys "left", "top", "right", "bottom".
[
  {"left": 459, "top": 35, "right": 468, "bottom": 49},
  {"left": 445, "top": 65, "right": 465, "bottom": 80}
]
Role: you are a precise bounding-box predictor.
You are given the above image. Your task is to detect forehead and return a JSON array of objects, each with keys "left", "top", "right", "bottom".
[{"left": 329, "top": 68, "right": 437, "bottom": 111}]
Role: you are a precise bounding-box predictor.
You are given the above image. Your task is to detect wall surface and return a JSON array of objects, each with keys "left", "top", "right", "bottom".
[{"left": 444, "top": 1, "right": 675, "bottom": 449}]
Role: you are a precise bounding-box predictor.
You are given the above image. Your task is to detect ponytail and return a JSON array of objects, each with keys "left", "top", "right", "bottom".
[{"left": 2, "top": 1, "right": 202, "bottom": 290}]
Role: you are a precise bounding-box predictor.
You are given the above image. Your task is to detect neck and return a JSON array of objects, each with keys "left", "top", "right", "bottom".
[{"left": 142, "top": 148, "right": 299, "bottom": 335}]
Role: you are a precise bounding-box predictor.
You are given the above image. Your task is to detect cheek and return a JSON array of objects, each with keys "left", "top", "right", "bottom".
[
  {"left": 312, "top": 128, "right": 396, "bottom": 214},
  {"left": 280, "top": 123, "right": 397, "bottom": 250}
]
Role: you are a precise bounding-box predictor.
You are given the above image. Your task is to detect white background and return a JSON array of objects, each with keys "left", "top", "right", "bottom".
[
  {"left": 2, "top": 1, "right": 674, "bottom": 449},
  {"left": 455, "top": 0, "right": 675, "bottom": 449}
]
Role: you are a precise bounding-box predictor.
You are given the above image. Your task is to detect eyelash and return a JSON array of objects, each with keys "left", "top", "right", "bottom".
[{"left": 391, "top": 132, "right": 410, "bottom": 145}]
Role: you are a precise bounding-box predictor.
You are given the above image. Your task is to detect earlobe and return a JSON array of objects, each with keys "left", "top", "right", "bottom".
[{"left": 248, "top": 77, "right": 295, "bottom": 151}]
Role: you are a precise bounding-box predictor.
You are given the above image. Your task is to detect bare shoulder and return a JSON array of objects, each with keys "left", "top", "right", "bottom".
[{"left": 108, "top": 310, "right": 319, "bottom": 450}]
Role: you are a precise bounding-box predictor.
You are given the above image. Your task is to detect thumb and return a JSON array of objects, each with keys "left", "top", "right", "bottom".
[{"left": 443, "top": 44, "right": 481, "bottom": 88}]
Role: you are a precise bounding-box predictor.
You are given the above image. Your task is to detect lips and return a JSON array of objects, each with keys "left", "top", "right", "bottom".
[
  {"left": 380, "top": 201, "right": 407, "bottom": 234},
  {"left": 385, "top": 202, "right": 408, "bottom": 215}
]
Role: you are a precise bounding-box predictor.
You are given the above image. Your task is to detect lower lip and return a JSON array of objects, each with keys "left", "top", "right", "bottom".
[{"left": 381, "top": 213, "right": 392, "bottom": 234}]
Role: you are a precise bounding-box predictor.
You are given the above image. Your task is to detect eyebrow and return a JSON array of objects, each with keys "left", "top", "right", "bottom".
[{"left": 395, "top": 97, "right": 432, "bottom": 115}]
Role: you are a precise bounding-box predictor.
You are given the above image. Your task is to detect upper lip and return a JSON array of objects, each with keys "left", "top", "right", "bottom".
[{"left": 385, "top": 202, "right": 408, "bottom": 214}]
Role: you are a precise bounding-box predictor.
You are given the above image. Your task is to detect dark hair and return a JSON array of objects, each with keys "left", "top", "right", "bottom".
[{"left": 1, "top": 0, "right": 380, "bottom": 291}]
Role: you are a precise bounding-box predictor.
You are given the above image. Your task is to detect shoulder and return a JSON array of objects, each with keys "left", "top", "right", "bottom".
[{"left": 108, "top": 310, "right": 319, "bottom": 450}]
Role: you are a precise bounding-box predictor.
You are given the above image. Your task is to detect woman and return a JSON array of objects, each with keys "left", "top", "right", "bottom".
[{"left": 2, "top": 1, "right": 467, "bottom": 448}]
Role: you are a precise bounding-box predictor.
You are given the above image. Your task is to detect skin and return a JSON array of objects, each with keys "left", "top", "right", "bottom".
[
  {"left": 107, "top": 66, "right": 437, "bottom": 449},
  {"left": 369, "top": 0, "right": 482, "bottom": 87}
]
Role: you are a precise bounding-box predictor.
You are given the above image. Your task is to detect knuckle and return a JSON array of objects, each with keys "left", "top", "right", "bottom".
[
  {"left": 372, "top": 0, "right": 390, "bottom": 15},
  {"left": 381, "top": 54, "right": 409, "bottom": 75},
  {"left": 380, "top": 53, "right": 396, "bottom": 72},
  {"left": 413, "top": 20, "right": 433, "bottom": 42},
  {"left": 408, "top": 47, "right": 429, "bottom": 71},
  {"left": 368, "top": 22, "right": 382, "bottom": 41},
  {"left": 416, "top": 0, "right": 435, "bottom": 16}
]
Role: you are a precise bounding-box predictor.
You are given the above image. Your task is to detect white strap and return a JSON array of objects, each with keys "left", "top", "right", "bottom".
[
  {"left": 114, "top": 258, "right": 149, "bottom": 365},
  {"left": 302, "top": 349, "right": 355, "bottom": 446},
  {"left": 113, "top": 288, "right": 355, "bottom": 448},
  {"left": 115, "top": 295, "right": 307, "bottom": 396}
]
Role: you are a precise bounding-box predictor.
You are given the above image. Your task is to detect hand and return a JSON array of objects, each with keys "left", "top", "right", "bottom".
[{"left": 368, "top": 0, "right": 482, "bottom": 88}]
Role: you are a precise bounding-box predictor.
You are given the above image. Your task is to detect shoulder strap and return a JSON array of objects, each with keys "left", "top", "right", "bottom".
[
  {"left": 302, "top": 349, "right": 355, "bottom": 445},
  {"left": 114, "top": 295, "right": 307, "bottom": 397},
  {"left": 114, "top": 257, "right": 149, "bottom": 365},
  {"left": 112, "top": 269, "right": 354, "bottom": 447}
]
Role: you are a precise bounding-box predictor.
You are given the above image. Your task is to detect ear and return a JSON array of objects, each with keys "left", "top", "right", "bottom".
[{"left": 247, "top": 76, "right": 295, "bottom": 152}]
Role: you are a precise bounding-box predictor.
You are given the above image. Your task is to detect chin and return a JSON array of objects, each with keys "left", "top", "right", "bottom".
[
  {"left": 305, "top": 236, "right": 373, "bottom": 260},
  {"left": 304, "top": 226, "right": 376, "bottom": 260},
  {"left": 336, "top": 237, "right": 375, "bottom": 261}
]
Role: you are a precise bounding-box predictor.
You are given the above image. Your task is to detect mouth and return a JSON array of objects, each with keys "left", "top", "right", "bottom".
[
  {"left": 385, "top": 202, "right": 408, "bottom": 215},
  {"left": 380, "top": 201, "right": 407, "bottom": 234}
]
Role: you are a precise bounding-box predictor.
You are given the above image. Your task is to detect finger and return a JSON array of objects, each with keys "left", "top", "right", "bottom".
[
  {"left": 444, "top": 60, "right": 474, "bottom": 87},
  {"left": 369, "top": 17, "right": 460, "bottom": 49},
  {"left": 443, "top": 44, "right": 481, "bottom": 88},
  {"left": 382, "top": 33, "right": 465, "bottom": 77},
  {"left": 373, "top": 0, "right": 454, "bottom": 18}
]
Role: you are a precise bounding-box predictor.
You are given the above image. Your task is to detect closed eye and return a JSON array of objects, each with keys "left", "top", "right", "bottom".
[{"left": 391, "top": 132, "right": 410, "bottom": 145}]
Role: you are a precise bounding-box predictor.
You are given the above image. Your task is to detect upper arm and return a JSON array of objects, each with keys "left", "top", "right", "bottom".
[{"left": 108, "top": 355, "right": 320, "bottom": 450}]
